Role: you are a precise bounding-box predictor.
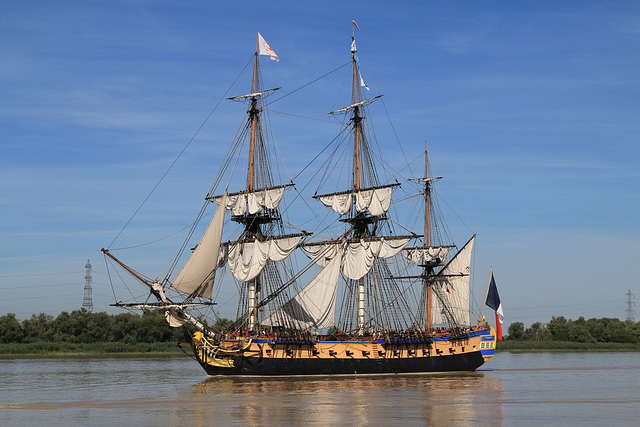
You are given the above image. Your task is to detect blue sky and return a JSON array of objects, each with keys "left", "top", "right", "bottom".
[{"left": 1, "top": 1, "right": 639, "bottom": 326}]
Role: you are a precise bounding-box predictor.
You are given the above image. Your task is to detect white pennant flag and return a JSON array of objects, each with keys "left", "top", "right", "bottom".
[
  {"left": 257, "top": 32, "right": 279, "bottom": 61},
  {"left": 360, "top": 75, "right": 370, "bottom": 91}
]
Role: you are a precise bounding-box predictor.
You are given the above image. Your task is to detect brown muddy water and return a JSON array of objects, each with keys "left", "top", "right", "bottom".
[{"left": 1, "top": 352, "right": 638, "bottom": 426}]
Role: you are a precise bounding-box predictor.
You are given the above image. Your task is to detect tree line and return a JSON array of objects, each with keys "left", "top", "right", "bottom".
[
  {"left": 3, "top": 310, "right": 639, "bottom": 345},
  {"left": 0, "top": 309, "right": 198, "bottom": 344},
  {"left": 506, "top": 316, "right": 640, "bottom": 343}
]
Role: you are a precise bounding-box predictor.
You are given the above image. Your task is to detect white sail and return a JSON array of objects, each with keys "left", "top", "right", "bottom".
[
  {"left": 318, "top": 192, "right": 352, "bottom": 215},
  {"left": 343, "top": 237, "right": 410, "bottom": 279},
  {"left": 262, "top": 248, "right": 342, "bottom": 329},
  {"left": 263, "top": 186, "right": 286, "bottom": 209},
  {"left": 226, "top": 194, "right": 247, "bottom": 216},
  {"left": 402, "top": 246, "right": 449, "bottom": 264},
  {"left": 430, "top": 283, "right": 448, "bottom": 328},
  {"left": 342, "top": 240, "right": 376, "bottom": 280},
  {"left": 355, "top": 186, "right": 393, "bottom": 216},
  {"left": 171, "top": 193, "right": 227, "bottom": 299},
  {"left": 165, "top": 309, "right": 186, "bottom": 327},
  {"left": 430, "top": 235, "right": 475, "bottom": 326},
  {"left": 318, "top": 185, "right": 395, "bottom": 216},
  {"left": 302, "top": 242, "right": 343, "bottom": 267},
  {"left": 225, "top": 235, "right": 303, "bottom": 282},
  {"left": 247, "top": 190, "right": 265, "bottom": 214},
  {"left": 214, "top": 186, "right": 286, "bottom": 216},
  {"left": 304, "top": 236, "right": 411, "bottom": 281}
]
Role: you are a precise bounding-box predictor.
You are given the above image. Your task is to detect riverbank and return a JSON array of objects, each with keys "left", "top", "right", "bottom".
[
  {"left": 0, "top": 342, "right": 188, "bottom": 358},
  {"left": 2, "top": 340, "right": 640, "bottom": 358},
  {"left": 497, "top": 340, "right": 640, "bottom": 351}
]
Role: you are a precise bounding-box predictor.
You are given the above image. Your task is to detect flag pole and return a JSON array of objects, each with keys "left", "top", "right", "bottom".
[{"left": 476, "top": 266, "right": 493, "bottom": 326}]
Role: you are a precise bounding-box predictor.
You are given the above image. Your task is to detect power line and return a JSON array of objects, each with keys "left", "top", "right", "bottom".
[
  {"left": 0, "top": 271, "right": 82, "bottom": 278},
  {"left": 0, "top": 282, "right": 110, "bottom": 290},
  {"left": 0, "top": 270, "right": 109, "bottom": 279},
  {"left": 508, "top": 299, "right": 622, "bottom": 310}
]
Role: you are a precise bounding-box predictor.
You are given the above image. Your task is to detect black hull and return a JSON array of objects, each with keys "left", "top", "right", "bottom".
[{"left": 195, "top": 351, "right": 487, "bottom": 376}]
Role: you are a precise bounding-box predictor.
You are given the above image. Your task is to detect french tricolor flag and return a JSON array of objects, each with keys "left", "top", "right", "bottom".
[{"left": 485, "top": 273, "right": 503, "bottom": 340}]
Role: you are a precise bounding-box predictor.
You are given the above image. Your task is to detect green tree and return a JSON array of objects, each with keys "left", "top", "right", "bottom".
[
  {"left": 212, "top": 318, "right": 233, "bottom": 332},
  {"left": 137, "top": 310, "right": 175, "bottom": 343},
  {"left": 507, "top": 322, "right": 525, "bottom": 340},
  {"left": 0, "top": 313, "right": 24, "bottom": 343},
  {"left": 52, "top": 311, "right": 73, "bottom": 342},
  {"left": 524, "top": 322, "right": 551, "bottom": 341},
  {"left": 109, "top": 312, "right": 141, "bottom": 344},
  {"left": 628, "top": 320, "right": 640, "bottom": 342},
  {"left": 567, "top": 322, "right": 595, "bottom": 343},
  {"left": 585, "top": 317, "right": 608, "bottom": 342},
  {"left": 22, "top": 313, "right": 54, "bottom": 342},
  {"left": 83, "top": 312, "right": 112, "bottom": 343},
  {"left": 547, "top": 316, "right": 569, "bottom": 341}
]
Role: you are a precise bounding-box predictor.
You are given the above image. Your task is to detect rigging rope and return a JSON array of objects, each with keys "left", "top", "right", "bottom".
[{"left": 106, "top": 56, "right": 254, "bottom": 249}]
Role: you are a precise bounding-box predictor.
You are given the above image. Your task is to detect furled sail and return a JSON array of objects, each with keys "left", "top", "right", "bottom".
[
  {"left": 402, "top": 246, "right": 450, "bottom": 264},
  {"left": 212, "top": 185, "right": 289, "bottom": 216},
  {"left": 318, "top": 192, "right": 352, "bottom": 215},
  {"left": 171, "top": 193, "right": 227, "bottom": 299},
  {"left": 430, "top": 235, "right": 475, "bottom": 326},
  {"left": 223, "top": 235, "right": 304, "bottom": 282},
  {"left": 317, "top": 184, "right": 396, "bottom": 216},
  {"left": 261, "top": 248, "right": 343, "bottom": 329},
  {"left": 304, "top": 236, "right": 411, "bottom": 280},
  {"left": 165, "top": 309, "right": 186, "bottom": 327},
  {"left": 354, "top": 186, "right": 393, "bottom": 216},
  {"left": 302, "top": 242, "right": 343, "bottom": 267}
]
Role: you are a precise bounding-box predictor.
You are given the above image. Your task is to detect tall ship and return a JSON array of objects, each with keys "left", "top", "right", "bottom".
[{"left": 102, "top": 28, "right": 497, "bottom": 375}]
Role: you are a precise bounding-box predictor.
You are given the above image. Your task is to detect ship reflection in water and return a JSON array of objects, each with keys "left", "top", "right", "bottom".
[
  {"left": 3, "top": 353, "right": 640, "bottom": 425},
  {"left": 192, "top": 372, "right": 504, "bottom": 425}
]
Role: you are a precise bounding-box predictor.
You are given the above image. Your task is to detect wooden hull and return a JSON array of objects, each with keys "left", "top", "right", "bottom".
[{"left": 192, "top": 327, "right": 497, "bottom": 376}]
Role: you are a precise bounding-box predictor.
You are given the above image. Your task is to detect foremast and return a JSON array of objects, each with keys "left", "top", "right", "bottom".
[
  {"left": 102, "top": 32, "right": 307, "bottom": 337},
  {"left": 246, "top": 33, "right": 266, "bottom": 330},
  {"left": 211, "top": 31, "right": 307, "bottom": 332}
]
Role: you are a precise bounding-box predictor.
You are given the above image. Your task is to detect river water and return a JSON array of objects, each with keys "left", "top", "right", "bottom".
[{"left": 1, "top": 352, "right": 638, "bottom": 426}]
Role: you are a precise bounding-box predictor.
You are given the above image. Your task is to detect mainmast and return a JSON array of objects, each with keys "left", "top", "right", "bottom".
[
  {"left": 312, "top": 27, "right": 414, "bottom": 335},
  {"left": 351, "top": 34, "right": 367, "bottom": 333},
  {"left": 424, "top": 146, "right": 433, "bottom": 332}
]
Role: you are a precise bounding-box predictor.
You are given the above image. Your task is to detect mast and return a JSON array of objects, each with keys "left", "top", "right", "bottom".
[
  {"left": 406, "top": 145, "right": 446, "bottom": 333},
  {"left": 425, "top": 144, "right": 431, "bottom": 246},
  {"left": 248, "top": 32, "right": 260, "bottom": 192},
  {"left": 311, "top": 28, "right": 414, "bottom": 336},
  {"left": 247, "top": 32, "right": 261, "bottom": 329},
  {"left": 352, "top": 37, "right": 361, "bottom": 191},
  {"left": 424, "top": 146, "right": 432, "bottom": 332},
  {"left": 220, "top": 32, "right": 304, "bottom": 332},
  {"left": 351, "top": 35, "right": 366, "bottom": 334}
]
